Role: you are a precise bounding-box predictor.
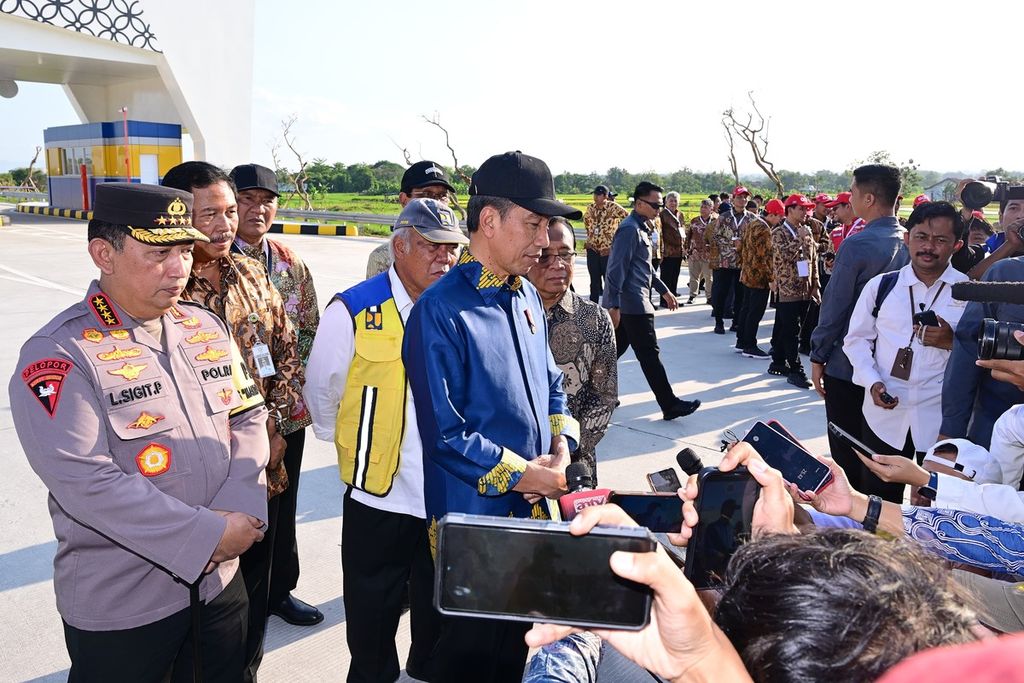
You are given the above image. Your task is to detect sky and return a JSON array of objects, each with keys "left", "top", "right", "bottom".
[{"left": 3, "top": 0, "right": 1023, "bottom": 177}]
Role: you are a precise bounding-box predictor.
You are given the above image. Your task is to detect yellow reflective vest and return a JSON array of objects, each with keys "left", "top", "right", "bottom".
[{"left": 335, "top": 275, "right": 407, "bottom": 495}]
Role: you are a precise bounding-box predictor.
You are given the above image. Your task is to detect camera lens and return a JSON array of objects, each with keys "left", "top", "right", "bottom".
[{"left": 978, "top": 318, "right": 1024, "bottom": 361}]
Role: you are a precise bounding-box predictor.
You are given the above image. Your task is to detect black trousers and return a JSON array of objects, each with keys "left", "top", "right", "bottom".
[
  {"left": 711, "top": 268, "right": 740, "bottom": 322},
  {"left": 64, "top": 569, "right": 248, "bottom": 683},
  {"left": 800, "top": 301, "right": 820, "bottom": 349},
  {"left": 615, "top": 313, "right": 677, "bottom": 411},
  {"left": 772, "top": 300, "right": 810, "bottom": 367},
  {"left": 342, "top": 492, "right": 439, "bottom": 683},
  {"left": 429, "top": 615, "right": 531, "bottom": 683},
  {"left": 240, "top": 491, "right": 281, "bottom": 683},
  {"left": 824, "top": 374, "right": 868, "bottom": 491},
  {"left": 735, "top": 286, "right": 769, "bottom": 350},
  {"left": 269, "top": 429, "right": 305, "bottom": 606},
  {"left": 859, "top": 423, "right": 921, "bottom": 503},
  {"left": 660, "top": 257, "right": 683, "bottom": 296},
  {"left": 585, "top": 249, "right": 608, "bottom": 303}
]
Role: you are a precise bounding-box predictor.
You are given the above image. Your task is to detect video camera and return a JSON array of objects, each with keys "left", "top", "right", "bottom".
[
  {"left": 952, "top": 281, "right": 1024, "bottom": 361},
  {"left": 960, "top": 176, "right": 1012, "bottom": 211}
]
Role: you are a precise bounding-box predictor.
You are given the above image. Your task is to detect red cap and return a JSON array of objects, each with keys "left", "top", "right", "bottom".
[
  {"left": 733, "top": 185, "right": 750, "bottom": 197},
  {"left": 913, "top": 194, "right": 930, "bottom": 207},
  {"left": 764, "top": 199, "right": 786, "bottom": 216},
  {"left": 825, "top": 191, "right": 852, "bottom": 208},
  {"left": 813, "top": 193, "right": 832, "bottom": 204},
  {"left": 784, "top": 194, "right": 815, "bottom": 209},
  {"left": 972, "top": 210, "right": 985, "bottom": 220}
]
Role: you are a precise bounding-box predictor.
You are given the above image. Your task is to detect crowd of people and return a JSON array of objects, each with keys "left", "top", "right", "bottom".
[{"left": 7, "top": 150, "right": 1024, "bottom": 683}]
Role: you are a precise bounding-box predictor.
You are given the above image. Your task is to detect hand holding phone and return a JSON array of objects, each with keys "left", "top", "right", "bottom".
[
  {"left": 912, "top": 309, "right": 939, "bottom": 327},
  {"left": 608, "top": 492, "right": 684, "bottom": 533},
  {"left": 741, "top": 421, "right": 833, "bottom": 493},
  {"left": 683, "top": 467, "right": 759, "bottom": 589}
]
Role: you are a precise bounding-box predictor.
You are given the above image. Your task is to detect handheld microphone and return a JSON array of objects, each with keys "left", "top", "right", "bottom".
[
  {"left": 676, "top": 448, "right": 705, "bottom": 476},
  {"left": 558, "top": 462, "right": 612, "bottom": 521},
  {"left": 951, "top": 281, "right": 1024, "bottom": 305}
]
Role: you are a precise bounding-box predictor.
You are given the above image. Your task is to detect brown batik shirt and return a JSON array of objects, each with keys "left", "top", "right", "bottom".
[
  {"left": 739, "top": 216, "right": 773, "bottom": 289},
  {"left": 712, "top": 209, "right": 754, "bottom": 269},
  {"left": 685, "top": 214, "right": 716, "bottom": 262},
  {"left": 237, "top": 238, "right": 319, "bottom": 435},
  {"left": 583, "top": 201, "right": 629, "bottom": 255},
  {"left": 770, "top": 221, "right": 820, "bottom": 303},
  {"left": 546, "top": 289, "right": 618, "bottom": 480},
  {"left": 183, "top": 253, "right": 305, "bottom": 497}
]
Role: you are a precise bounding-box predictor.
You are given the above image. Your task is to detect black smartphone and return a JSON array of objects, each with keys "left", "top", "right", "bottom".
[
  {"left": 435, "top": 514, "right": 655, "bottom": 630},
  {"left": 646, "top": 467, "right": 682, "bottom": 493},
  {"left": 827, "top": 421, "right": 878, "bottom": 458},
  {"left": 913, "top": 310, "right": 939, "bottom": 326},
  {"left": 683, "top": 467, "right": 759, "bottom": 589},
  {"left": 608, "top": 492, "right": 684, "bottom": 533},
  {"left": 741, "top": 421, "right": 833, "bottom": 493}
]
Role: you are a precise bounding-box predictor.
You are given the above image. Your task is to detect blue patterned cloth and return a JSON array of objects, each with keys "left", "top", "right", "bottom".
[
  {"left": 902, "top": 506, "right": 1024, "bottom": 574},
  {"left": 523, "top": 632, "right": 602, "bottom": 683}
]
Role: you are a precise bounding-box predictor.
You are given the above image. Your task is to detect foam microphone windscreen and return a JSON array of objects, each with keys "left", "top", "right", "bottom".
[{"left": 676, "top": 448, "right": 705, "bottom": 476}]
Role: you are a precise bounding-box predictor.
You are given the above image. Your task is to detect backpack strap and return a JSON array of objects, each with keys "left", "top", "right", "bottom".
[{"left": 871, "top": 271, "right": 900, "bottom": 317}]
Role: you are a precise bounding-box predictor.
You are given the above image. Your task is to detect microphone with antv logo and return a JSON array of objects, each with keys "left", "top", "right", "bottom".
[
  {"left": 557, "top": 462, "right": 612, "bottom": 521},
  {"left": 676, "top": 448, "right": 705, "bottom": 477}
]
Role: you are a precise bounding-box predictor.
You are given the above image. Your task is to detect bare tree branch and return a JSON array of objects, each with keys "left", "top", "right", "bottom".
[
  {"left": 722, "top": 118, "right": 739, "bottom": 187},
  {"left": 421, "top": 112, "right": 470, "bottom": 217},
  {"left": 723, "top": 92, "right": 784, "bottom": 196},
  {"left": 20, "top": 146, "right": 41, "bottom": 192},
  {"left": 388, "top": 136, "right": 414, "bottom": 166},
  {"left": 274, "top": 114, "right": 313, "bottom": 210}
]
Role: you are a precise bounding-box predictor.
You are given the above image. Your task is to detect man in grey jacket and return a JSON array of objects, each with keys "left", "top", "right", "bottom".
[
  {"left": 810, "top": 165, "right": 908, "bottom": 494},
  {"left": 604, "top": 181, "right": 700, "bottom": 420}
]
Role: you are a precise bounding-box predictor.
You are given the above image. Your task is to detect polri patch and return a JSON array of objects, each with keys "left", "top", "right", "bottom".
[
  {"left": 127, "top": 411, "right": 165, "bottom": 430},
  {"left": 22, "top": 358, "right": 73, "bottom": 418},
  {"left": 89, "top": 293, "right": 121, "bottom": 327},
  {"left": 82, "top": 328, "right": 103, "bottom": 344},
  {"left": 135, "top": 443, "right": 171, "bottom": 476}
]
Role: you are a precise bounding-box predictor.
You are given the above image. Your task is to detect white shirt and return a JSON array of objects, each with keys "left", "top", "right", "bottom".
[
  {"left": 303, "top": 266, "right": 425, "bottom": 518},
  {"left": 844, "top": 262, "right": 968, "bottom": 451}
]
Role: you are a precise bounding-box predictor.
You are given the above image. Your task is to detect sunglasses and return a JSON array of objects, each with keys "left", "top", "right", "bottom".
[
  {"left": 538, "top": 251, "right": 577, "bottom": 266},
  {"left": 638, "top": 198, "right": 664, "bottom": 210}
]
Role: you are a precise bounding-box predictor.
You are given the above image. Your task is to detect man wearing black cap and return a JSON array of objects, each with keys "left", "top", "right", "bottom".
[
  {"left": 404, "top": 151, "right": 582, "bottom": 682},
  {"left": 229, "top": 163, "right": 323, "bottom": 628},
  {"left": 583, "top": 184, "right": 628, "bottom": 303},
  {"left": 9, "top": 183, "right": 270, "bottom": 680},
  {"left": 366, "top": 160, "right": 457, "bottom": 278},
  {"left": 604, "top": 181, "right": 701, "bottom": 421},
  {"left": 306, "top": 198, "right": 467, "bottom": 683}
]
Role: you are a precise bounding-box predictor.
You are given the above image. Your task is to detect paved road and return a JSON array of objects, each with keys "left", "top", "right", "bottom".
[{"left": 0, "top": 206, "right": 829, "bottom": 681}]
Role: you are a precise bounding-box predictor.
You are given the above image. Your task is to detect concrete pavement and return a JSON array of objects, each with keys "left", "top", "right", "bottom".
[{"left": 0, "top": 206, "right": 829, "bottom": 681}]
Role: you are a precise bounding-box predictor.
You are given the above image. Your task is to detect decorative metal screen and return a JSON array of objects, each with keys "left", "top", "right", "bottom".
[{"left": 1, "top": 0, "right": 160, "bottom": 51}]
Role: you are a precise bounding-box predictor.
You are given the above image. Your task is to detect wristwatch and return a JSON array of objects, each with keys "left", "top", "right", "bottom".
[
  {"left": 916, "top": 471, "right": 939, "bottom": 501},
  {"left": 862, "top": 495, "right": 883, "bottom": 533}
]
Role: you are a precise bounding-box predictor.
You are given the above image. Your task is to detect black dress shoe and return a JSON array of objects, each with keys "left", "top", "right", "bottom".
[
  {"left": 663, "top": 399, "right": 701, "bottom": 421},
  {"left": 787, "top": 372, "right": 813, "bottom": 389},
  {"left": 271, "top": 594, "right": 324, "bottom": 626},
  {"left": 714, "top": 322, "right": 725, "bottom": 334},
  {"left": 767, "top": 361, "right": 789, "bottom": 376}
]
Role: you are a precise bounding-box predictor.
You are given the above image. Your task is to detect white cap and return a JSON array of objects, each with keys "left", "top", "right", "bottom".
[{"left": 922, "top": 439, "right": 1001, "bottom": 484}]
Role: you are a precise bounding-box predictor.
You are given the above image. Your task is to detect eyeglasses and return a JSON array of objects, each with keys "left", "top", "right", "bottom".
[
  {"left": 638, "top": 198, "right": 664, "bottom": 210},
  {"left": 410, "top": 188, "right": 451, "bottom": 202},
  {"left": 537, "top": 251, "right": 577, "bottom": 266}
]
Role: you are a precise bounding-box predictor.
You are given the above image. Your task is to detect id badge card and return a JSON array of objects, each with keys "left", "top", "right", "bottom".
[
  {"left": 251, "top": 342, "right": 276, "bottom": 378},
  {"left": 890, "top": 346, "right": 913, "bottom": 381},
  {"left": 796, "top": 260, "right": 810, "bottom": 278}
]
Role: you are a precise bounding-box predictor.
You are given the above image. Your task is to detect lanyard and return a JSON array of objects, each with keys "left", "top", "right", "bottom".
[
  {"left": 784, "top": 221, "right": 805, "bottom": 260},
  {"left": 907, "top": 282, "right": 946, "bottom": 344}
]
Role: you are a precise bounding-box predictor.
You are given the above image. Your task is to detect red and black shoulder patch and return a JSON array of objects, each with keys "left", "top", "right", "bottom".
[
  {"left": 89, "top": 293, "right": 122, "bottom": 327},
  {"left": 21, "top": 358, "right": 73, "bottom": 418}
]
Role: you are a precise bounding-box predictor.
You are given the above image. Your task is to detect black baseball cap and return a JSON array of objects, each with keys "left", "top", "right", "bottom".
[
  {"left": 229, "top": 163, "right": 279, "bottom": 197},
  {"left": 93, "top": 182, "right": 209, "bottom": 245},
  {"left": 469, "top": 151, "right": 582, "bottom": 220},
  {"left": 401, "top": 160, "right": 455, "bottom": 194},
  {"left": 593, "top": 185, "right": 609, "bottom": 195}
]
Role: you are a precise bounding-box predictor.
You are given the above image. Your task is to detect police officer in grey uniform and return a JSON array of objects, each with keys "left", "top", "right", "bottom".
[{"left": 9, "top": 183, "right": 271, "bottom": 682}]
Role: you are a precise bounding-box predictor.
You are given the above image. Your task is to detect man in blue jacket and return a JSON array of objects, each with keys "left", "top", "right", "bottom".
[{"left": 403, "top": 151, "right": 582, "bottom": 683}]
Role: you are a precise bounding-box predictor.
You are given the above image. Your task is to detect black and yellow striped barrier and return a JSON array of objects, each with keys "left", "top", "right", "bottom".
[
  {"left": 14, "top": 204, "right": 359, "bottom": 236},
  {"left": 17, "top": 204, "right": 94, "bottom": 220}
]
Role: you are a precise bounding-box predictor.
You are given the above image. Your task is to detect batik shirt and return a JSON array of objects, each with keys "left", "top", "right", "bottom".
[
  {"left": 235, "top": 237, "right": 318, "bottom": 436},
  {"left": 583, "top": 201, "right": 629, "bottom": 255},
  {"left": 403, "top": 249, "right": 580, "bottom": 552},
  {"left": 771, "top": 221, "right": 820, "bottom": 303},
  {"left": 902, "top": 506, "right": 1024, "bottom": 575},
  {"left": 183, "top": 254, "right": 304, "bottom": 497},
  {"left": 546, "top": 290, "right": 618, "bottom": 480},
  {"left": 686, "top": 214, "right": 716, "bottom": 261},
  {"left": 712, "top": 209, "right": 754, "bottom": 269},
  {"left": 739, "top": 216, "right": 773, "bottom": 289}
]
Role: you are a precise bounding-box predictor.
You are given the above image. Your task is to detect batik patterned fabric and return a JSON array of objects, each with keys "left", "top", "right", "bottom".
[
  {"left": 739, "top": 216, "right": 773, "bottom": 289},
  {"left": 183, "top": 254, "right": 304, "bottom": 497},
  {"left": 902, "top": 506, "right": 1024, "bottom": 575},
  {"left": 238, "top": 239, "right": 318, "bottom": 435},
  {"left": 546, "top": 290, "right": 618, "bottom": 480},
  {"left": 712, "top": 210, "right": 754, "bottom": 269},
  {"left": 583, "top": 201, "right": 629, "bottom": 255}
]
